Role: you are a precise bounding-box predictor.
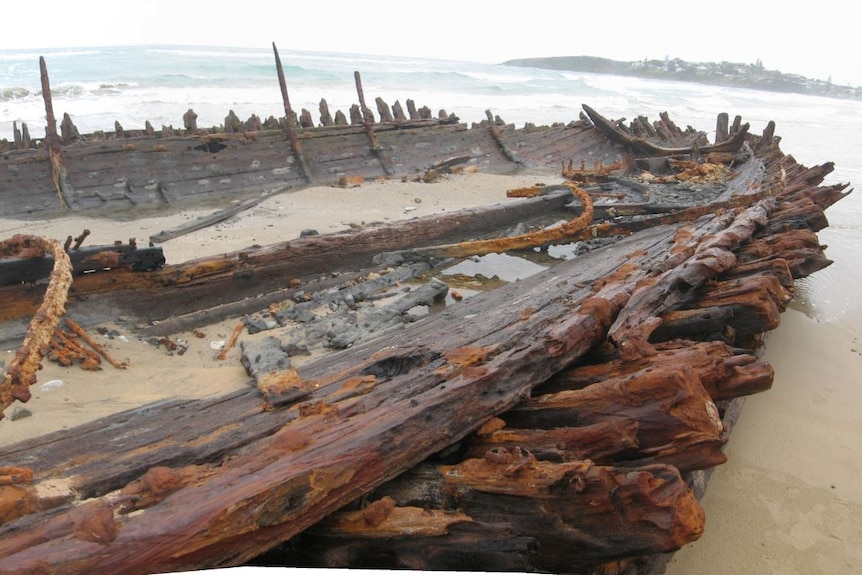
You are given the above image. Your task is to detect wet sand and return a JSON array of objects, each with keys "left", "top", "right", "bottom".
[
  {"left": 664, "top": 303, "right": 862, "bottom": 574},
  {"left": 2, "top": 170, "right": 860, "bottom": 573}
]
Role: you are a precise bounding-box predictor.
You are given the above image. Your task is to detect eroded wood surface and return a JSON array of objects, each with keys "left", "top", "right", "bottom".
[{"left": 0, "top": 104, "right": 849, "bottom": 574}]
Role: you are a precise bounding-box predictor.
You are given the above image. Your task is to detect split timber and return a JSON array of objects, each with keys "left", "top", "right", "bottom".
[{"left": 0, "top": 51, "right": 853, "bottom": 575}]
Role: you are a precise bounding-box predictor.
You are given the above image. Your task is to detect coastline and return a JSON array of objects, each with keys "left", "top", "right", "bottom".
[{"left": 503, "top": 55, "right": 862, "bottom": 102}]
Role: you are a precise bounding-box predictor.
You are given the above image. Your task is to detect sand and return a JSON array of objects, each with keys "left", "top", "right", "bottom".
[
  {"left": 2, "top": 170, "right": 860, "bottom": 573},
  {"left": 0, "top": 170, "right": 554, "bottom": 447},
  {"left": 663, "top": 305, "right": 862, "bottom": 574}
]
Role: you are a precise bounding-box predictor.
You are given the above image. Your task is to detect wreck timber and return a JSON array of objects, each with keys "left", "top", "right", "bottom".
[
  {"left": 0, "top": 56, "right": 852, "bottom": 575},
  {"left": 0, "top": 46, "right": 618, "bottom": 221}
]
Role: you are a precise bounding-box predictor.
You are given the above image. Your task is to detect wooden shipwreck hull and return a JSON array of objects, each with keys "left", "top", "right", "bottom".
[
  {"left": 0, "top": 52, "right": 852, "bottom": 574},
  {"left": 1, "top": 46, "right": 618, "bottom": 221}
]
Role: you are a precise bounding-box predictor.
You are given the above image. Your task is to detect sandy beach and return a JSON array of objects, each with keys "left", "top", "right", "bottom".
[
  {"left": 0, "top": 170, "right": 553, "bottom": 446},
  {"left": 664, "top": 304, "right": 862, "bottom": 574},
  {"left": 1, "top": 170, "right": 860, "bottom": 573}
]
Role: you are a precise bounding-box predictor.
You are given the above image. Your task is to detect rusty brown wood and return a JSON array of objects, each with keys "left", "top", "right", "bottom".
[
  {"left": 464, "top": 417, "right": 640, "bottom": 464},
  {"left": 484, "top": 109, "right": 530, "bottom": 168},
  {"left": 272, "top": 43, "right": 313, "bottom": 182},
  {"left": 607, "top": 200, "right": 775, "bottom": 360},
  {"left": 353, "top": 71, "right": 394, "bottom": 175},
  {"left": 271, "top": 332, "right": 776, "bottom": 572},
  {"left": 0, "top": 105, "right": 847, "bottom": 574},
  {"left": 386, "top": 172, "right": 776, "bottom": 263},
  {"left": 0, "top": 209, "right": 735, "bottom": 572},
  {"left": 582, "top": 104, "right": 750, "bottom": 156},
  {"left": 507, "top": 362, "right": 726, "bottom": 470},
  {"left": 287, "top": 459, "right": 704, "bottom": 572},
  {"left": 544, "top": 339, "right": 774, "bottom": 403},
  {"left": 39, "top": 56, "right": 74, "bottom": 210},
  {"left": 0, "top": 188, "right": 576, "bottom": 338}
]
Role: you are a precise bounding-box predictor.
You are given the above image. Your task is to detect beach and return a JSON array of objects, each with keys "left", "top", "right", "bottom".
[
  {"left": 665, "top": 305, "right": 862, "bottom": 574},
  {"left": 0, "top": 170, "right": 553, "bottom": 447},
  {"left": 1, "top": 169, "right": 860, "bottom": 573}
]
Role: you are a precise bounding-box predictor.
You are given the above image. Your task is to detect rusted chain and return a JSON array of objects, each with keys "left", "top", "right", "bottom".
[
  {"left": 0, "top": 235, "right": 73, "bottom": 419},
  {"left": 386, "top": 183, "right": 594, "bottom": 260}
]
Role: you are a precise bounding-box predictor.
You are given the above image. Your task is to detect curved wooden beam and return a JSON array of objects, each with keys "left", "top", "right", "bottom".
[{"left": 582, "top": 104, "right": 749, "bottom": 156}]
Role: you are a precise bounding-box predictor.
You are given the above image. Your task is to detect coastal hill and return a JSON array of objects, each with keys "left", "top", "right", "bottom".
[{"left": 503, "top": 55, "right": 862, "bottom": 101}]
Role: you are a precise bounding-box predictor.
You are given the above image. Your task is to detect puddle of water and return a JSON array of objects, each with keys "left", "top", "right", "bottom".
[{"left": 440, "top": 252, "right": 549, "bottom": 283}]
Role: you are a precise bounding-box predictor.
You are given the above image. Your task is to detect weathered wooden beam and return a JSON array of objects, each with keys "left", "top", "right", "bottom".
[
  {"left": 607, "top": 200, "right": 775, "bottom": 360},
  {"left": 0, "top": 241, "right": 164, "bottom": 288},
  {"left": 354, "top": 71, "right": 394, "bottom": 175},
  {"left": 541, "top": 340, "right": 773, "bottom": 403},
  {"left": 40, "top": 56, "right": 75, "bottom": 211},
  {"left": 463, "top": 417, "right": 640, "bottom": 464},
  {"left": 0, "top": 187, "right": 576, "bottom": 337},
  {"left": 484, "top": 109, "right": 531, "bottom": 168},
  {"left": 0, "top": 210, "right": 738, "bottom": 572},
  {"left": 148, "top": 187, "right": 289, "bottom": 244},
  {"left": 272, "top": 43, "right": 313, "bottom": 183},
  {"left": 582, "top": 104, "right": 750, "bottom": 157},
  {"left": 283, "top": 458, "right": 704, "bottom": 572},
  {"left": 505, "top": 363, "right": 727, "bottom": 472}
]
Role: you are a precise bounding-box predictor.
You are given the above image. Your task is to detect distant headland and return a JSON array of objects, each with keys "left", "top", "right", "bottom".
[{"left": 503, "top": 55, "right": 862, "bottom": 101}]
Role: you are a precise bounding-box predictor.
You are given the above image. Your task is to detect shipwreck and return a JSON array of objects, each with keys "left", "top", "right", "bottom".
[{"left": 0, "top": 44, "right": 851, "bottom": 574}]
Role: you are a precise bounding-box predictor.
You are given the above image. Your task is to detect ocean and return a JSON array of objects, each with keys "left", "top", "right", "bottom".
[{"left": 2, "top": 44, "right": 860, "bottom": 323}]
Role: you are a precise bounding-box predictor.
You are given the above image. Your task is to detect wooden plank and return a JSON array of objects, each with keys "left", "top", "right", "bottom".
[{"left": 148, "top": 187, "right": 290, "bottom": 244}]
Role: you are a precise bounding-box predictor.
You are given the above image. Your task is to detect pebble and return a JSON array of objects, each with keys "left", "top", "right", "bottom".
[
  {"left": 40, "top": 379, "right": 64, "bottom": 391},
  {"left": 10, "top": 406, "right": 32, "bottom": 421}
]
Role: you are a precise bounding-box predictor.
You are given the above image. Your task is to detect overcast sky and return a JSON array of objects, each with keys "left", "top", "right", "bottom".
[{"left": 5, "top": 0, "right": 860, "bottom": 86}]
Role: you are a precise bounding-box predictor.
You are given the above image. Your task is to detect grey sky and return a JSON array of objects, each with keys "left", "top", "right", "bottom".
[{"left": 5, "top": 0, "right": 860, "bottom": 86}]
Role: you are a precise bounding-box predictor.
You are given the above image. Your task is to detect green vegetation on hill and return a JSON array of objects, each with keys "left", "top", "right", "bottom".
[{"left": 503, "top": 55, "right": 862, "bottom": 101}]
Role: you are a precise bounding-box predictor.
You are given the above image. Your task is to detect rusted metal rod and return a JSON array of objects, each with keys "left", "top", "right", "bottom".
[
  {"left": 65, "top": 318, "right": 126, "bottom": 369},
  {"left": 385, "top": 183, "right": 594, "bottom": 260},
  {"left": 216, "top": 321, "right": 244, "bottom": 361}
]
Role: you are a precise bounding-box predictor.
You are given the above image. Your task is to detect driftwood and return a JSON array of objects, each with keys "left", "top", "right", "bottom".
[{"left": 0, "top": 100, "right": 849, "bottom": 574}]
